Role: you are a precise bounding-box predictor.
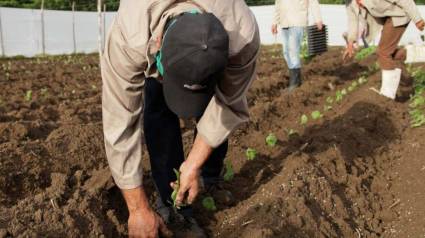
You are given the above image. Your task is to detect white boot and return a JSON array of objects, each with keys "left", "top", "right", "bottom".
[{"left": 380, "top": 68, "right": 401, "bottom": 100}]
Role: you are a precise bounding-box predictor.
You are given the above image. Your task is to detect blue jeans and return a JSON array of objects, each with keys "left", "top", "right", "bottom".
[{"left": 281, "top": 27, "right": 304, "bottom": 69}]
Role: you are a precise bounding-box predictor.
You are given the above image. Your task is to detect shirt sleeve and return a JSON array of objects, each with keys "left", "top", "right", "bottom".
[
  {"left": 101, "top": 20, "right": 147, "bottom": 189},
  {"left": 196, "top": 24, "right": 260, "bottom": 148},
  {"left": 346, "top": 1, "right": 360, "bottom": 43},
  {"left": 390, "top": 0, "right": 422, "bottom": 23},
  {"left": 309, "top": 0, "right": 323, "bottom": 24}
]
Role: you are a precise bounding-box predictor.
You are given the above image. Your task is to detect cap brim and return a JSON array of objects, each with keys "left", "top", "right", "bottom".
[{"left": 163, "top": 75, "right": 215, "bottom": 119}]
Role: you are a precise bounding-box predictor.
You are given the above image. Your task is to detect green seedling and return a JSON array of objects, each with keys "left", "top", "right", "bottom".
[
  {"left": 311, "top": 110, "right": 323, "bottom": 120},
  {"left": 265, "top": 133, "right": 278, "bottom": 147},
  {"left": 335, "top": 91, "right": 343, "bottom": 102},
  {"left": 285, "top": 128, "right": 298, "bottom": 138},
  {"left": 171, "top": 169, "right": 182, "bottom": 208},
  {"left": 202, "top": 196, "right": 217, "bottom": 211},
  {"left": 24, "top": 90, "right": 33, "bottom": 102},
  {"left": 410, "top": 95, "right": 425, "bottom": 108},
  {"left": 368, "top": 62, "right": 379, "bottom": 72},
  {"left": 300, "top": 114, "right": 308, "bottom": 125},
  {"left": 341, "top": 89, "right": 348, "bottom": 96},
  {"left": 40, "top": 88, "right": 48, "bottom": 98},
  {"left": 326, "top": 96, "right": 334, "bottom": 104},
  {"left": 348, "top": 85, "right": 355, "bottom": 92},
  {"left": 246, "top": 148, "right": 257, "bottom": 161},
  {"left": 410, "top": 109, "right": 425, "bottom": 128},
  {"left": 324, "top": 105, "right": 332, "bottom": 111},
  {"left": 355, "top": 46, "right": 377, "bottom": 61},
  {"left": 358, "top": 77, "right": 368, "bottom": 85},
  {"left": 223, "top": 160, "right": 234, "bottom": 182},
  {"left": 91, "top": 85, "right": 97, "bottom": 90}
]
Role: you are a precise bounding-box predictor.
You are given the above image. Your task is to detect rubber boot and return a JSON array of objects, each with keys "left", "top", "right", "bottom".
[
  {"left": 288, "top": 68, "right": 302, "bottom": 92},
  {"left": 380, "top": 68, "right": 401, "bottom": 100}
]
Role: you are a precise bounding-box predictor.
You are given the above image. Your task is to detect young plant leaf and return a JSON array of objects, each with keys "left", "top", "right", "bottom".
[
  {"left": 285, "top": 128, "right": 298, "bottom": 138},
  {"left": 300, "top": 114, "right": 308, "bottom": 125},
  {"left": 24, "top": 90, "right": 33, "bottom": 102},
  {"left": 335, "top": 91, "right": 343, "bottom": 102},
  {"left": 171, "top": 169, "right": 181, "bottom": 207},
  {"left": 311, "top": 110, "right": 323, "bottom": 120},
  {"left": 202, "top": 196, "right": 217, "bottom": 211},
  {"left": 223, "top": 160, "right": 234, "bottom": 182},
  {"left": 410, "top": 95, "right": 425, "bottom": 108},
  {"left": 341, "top": 89, "right": 348, "bottom": 96},
  {"left": 265, "top": 133, "right": 278, "bottom": 147},
  {"left": 324, "top": 105, "right": 332, "bottom": 111},
  {"left": 358, "top": 77, "right": 368, "bottom": 85},
  {"left": 326, "top": 96, "right": 334, "bottom": 104},
  {"left": 246, "top": 148, "right": 257, "bottom": 161}
]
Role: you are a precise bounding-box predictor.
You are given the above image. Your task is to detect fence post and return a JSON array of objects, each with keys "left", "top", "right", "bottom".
[
  {"left": 97, "top": 0, "right": 103, "bottom": 58},
  {"left": 0, "top": 8, "right": 5, "bottom": 57},
  {"left": 40, "top": 0, "right": 46, "bottom": 55},
  {"left": 72, "top": 1, "right": 76, "bottom": 54}
]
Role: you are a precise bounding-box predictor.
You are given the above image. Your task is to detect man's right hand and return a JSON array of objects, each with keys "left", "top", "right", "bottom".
[
  {"left": 416, "top": 19, "right": 425, "bottom": 31},
  {"left": 128, "top": 208, "right": 171, "bottom": 238},
  {"left": 122, "top": 187, "right": 172, "bottom": 238},
  {"left": 343, "top": 42, "right": 355, "bottom": 61},
  {"left": 271, "top": 24, "right": 278, "bottom": 35}
]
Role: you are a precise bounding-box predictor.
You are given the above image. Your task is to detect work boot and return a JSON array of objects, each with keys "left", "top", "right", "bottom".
[
  {"left": 173, "top": 213, "right": 207, "bottom": 238},
  {"left": 288, "top": 68, "right": 302, "bottom": 91},
  {"left": 380, "top": 68, "right": 401, "bottom": 99}
]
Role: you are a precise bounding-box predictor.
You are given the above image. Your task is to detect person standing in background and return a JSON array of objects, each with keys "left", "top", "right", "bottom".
[
  {"left": 343, "top": 0, "right": 424, "bottom": 100},
  {"left": 271, "top": 0, "right": 323, "bottom": 91}
]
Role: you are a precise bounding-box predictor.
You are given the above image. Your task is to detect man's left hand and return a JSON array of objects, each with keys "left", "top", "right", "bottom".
[
  {"left": 316, "top": 21, "right": 324, "bottom": 31},
  {"left": 172, "top": 161, "right": 202, "bottom": 206},
  {"left": 171, "top": 134, "right": 213, "bottom": 206}
]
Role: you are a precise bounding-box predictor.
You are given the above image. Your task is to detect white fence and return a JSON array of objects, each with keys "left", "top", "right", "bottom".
[{"left": 1, "top": 5, "right": 425, "bottom": 57}]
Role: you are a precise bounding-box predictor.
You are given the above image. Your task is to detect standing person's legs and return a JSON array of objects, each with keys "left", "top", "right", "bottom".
[
  {"left": 281, "top": 28, "right": 291, "bottom": 66},
  {"left": 377, "top": 18, "right": 407, "bottom": 70},
  {"left": 287, "top": 26, "right": 304, "bottom": 90},
  {"left": 377, "top": 18, "right": 408, "bottom": 99},
  {"left": 143, "top": 78, "right": 186, "bottom": 208},
  {"left": 287, "top": 26, "right": 304, "bottom": 70}
]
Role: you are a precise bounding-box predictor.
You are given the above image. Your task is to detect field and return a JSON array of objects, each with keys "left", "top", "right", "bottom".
[{"left": 0, "top": 46, "right": 424, "bottom": 238}]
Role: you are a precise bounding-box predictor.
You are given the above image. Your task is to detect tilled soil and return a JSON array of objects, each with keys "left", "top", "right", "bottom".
[{"left": 0, "top": 47, "right": 424, "bottom": 238}]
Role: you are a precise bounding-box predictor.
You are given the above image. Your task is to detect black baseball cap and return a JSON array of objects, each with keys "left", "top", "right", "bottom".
[{"left": 161, "top": 12, "right": 229, "bottom": 118}]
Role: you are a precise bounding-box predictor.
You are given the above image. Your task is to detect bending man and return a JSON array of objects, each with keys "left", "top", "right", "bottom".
[{"left": 101, "top": 0, "right": 260, "bottom": 237}]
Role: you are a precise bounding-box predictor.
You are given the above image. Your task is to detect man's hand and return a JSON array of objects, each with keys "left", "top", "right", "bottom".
[
  {"left": 416, "top": 19, "right": 425, "bottom": 31},
  {"left": 343, "top": 42, "right": 355, "bottom": 61},
  {"left": 171, "top": 134, "right": 213, "bottom": 206},
  {"left": 173, "top": 161, "right": 202, "bottom": 206},
  {"left": 316, "top": 21, "right": 324, "bottom": 31},
  {"left": 122, "top": 187, "right": 172, "bottom": 238},
  {"left": 271, "top": 24, "right": 278, "bottom": 35},
  {"left": 128, "top": 208, "right": 171, "bottom": 238}
]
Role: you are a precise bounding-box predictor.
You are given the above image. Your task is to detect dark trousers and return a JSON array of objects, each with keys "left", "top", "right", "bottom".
[{"left": 143, "top": 78, "right": 228, "bottom": 209}]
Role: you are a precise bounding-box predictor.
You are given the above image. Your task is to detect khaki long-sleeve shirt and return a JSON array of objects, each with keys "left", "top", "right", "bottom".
[
  {"left": 346, "top": 0, "right": 422, "bottom": 43},
  {"left": 273, "top": 0, "right": 322, "bottom": 28},
  {"left": 101, "top": 0, "right": 260, "bottom": 189}
]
